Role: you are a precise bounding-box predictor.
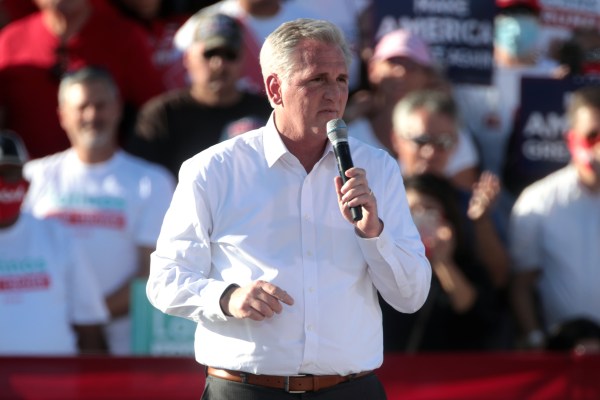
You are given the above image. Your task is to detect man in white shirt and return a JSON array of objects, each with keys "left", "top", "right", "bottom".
[
  {"left": 510, "top": 86, "right": 600, "bottom": 350},
  {"left": 23, "top": 67, "right": 175, "bottom": 355},
  {"left": 147, "top": 18, "right": 431, "bottom": 399},
  {"left": 0, "top": 130, "right": 108, "bottom": 355}
]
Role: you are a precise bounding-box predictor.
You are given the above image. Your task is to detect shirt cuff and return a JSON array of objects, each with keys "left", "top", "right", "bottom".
[
  {"left": 219, "top": 283, "right": 240, "bottom": 317},
  {"left": 202, "top": 280, "right": 238, "bottom": 322},
  {"left": 356, "top": 222, "right": 392, "bottom": 262}
]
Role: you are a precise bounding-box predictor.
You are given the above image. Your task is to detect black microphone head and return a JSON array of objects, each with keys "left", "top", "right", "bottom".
[{"left": 326, "top": 118, "right": 348, "bottom": 145}]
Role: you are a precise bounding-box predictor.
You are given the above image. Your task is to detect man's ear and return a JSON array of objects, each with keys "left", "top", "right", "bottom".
[
  {"left": 265, "top": 74, "right": 282, "bottom": 106},
  {"left": 182, "top": 44, "right": 200, "bottom": 70},
  {"left": 57, "top": 106, "right": 66, "bottom": 132},
  {"left": 182, "top": 51, "right": 191, "bottom": 70}
]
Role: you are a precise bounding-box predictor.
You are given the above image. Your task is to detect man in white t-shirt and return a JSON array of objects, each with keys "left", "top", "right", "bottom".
[
  {"left": 23, "top": 67, "right": 175, "bottom": 355},
  {"left": 0, "top": 130, "right": 108, "bottom": 355},
  {"left": 510, "top": 86, "right": 600, "bottom": 350}
]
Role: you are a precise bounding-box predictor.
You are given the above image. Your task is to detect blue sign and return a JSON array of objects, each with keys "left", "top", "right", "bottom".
[
  {"left": 373, "top": 0, "right": 495, "bottom": 85},
  {"left": 503, "top": 75, "right": 600, "bottom": 195}
]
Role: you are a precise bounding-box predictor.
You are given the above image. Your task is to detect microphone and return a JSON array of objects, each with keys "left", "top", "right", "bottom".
[{"left": 326, "top": 118, "right": 362, "bottom": 221}]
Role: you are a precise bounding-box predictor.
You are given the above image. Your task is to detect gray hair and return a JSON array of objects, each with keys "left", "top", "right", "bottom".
[
  {"left": 58, "top": 66, "right": 120, "bottom": 105},
  {"left": 393, "top": 89, "right": 459, "bottom": 134},
  {"left": 259, "top": 18, "right": 352, "bottom": 84}
]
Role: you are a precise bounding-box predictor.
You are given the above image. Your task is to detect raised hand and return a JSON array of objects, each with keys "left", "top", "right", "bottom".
[{"left": 467, "top": 171, "right": 500, "bottom": 221}]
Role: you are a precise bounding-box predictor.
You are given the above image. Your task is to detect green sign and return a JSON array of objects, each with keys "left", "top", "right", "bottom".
[{"left": 131, "top": 278, "right": 196, "bottom": 356}]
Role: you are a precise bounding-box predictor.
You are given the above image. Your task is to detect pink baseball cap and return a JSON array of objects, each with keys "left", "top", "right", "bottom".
[{"left": 371, "top": 29, "right": 433, "bottom": 67}]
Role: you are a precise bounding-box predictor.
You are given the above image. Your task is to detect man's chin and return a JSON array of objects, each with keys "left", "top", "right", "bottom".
[
  {"left": 79, "top": 131, "right": 112, "bottom": 149},
  {"left": 207, "top": 81, "right": 228, "bottom": 92}
]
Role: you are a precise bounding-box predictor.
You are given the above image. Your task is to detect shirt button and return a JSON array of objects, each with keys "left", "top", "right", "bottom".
[
  {"left": 308, "top": 287, "right": 315, "bottom": 293},
  {"left": 307, "top": 325, "right": 313, "bottom": 331},
  {"left": 306, "top": 251, "right": 312, "bottom": 257}
]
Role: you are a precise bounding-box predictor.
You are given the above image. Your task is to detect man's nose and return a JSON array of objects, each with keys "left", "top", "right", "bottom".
[
  {"left": 418, "top": 143, "right": 436, "bottom": 159},
  {"left": 208, "top": 56, "right": 225, "bottom": 69},
  {"left": 390, "top": 64, "right": 408, "bottom": 78},
  {"left": 324, "top": 82, "right": 344, "bottom": 101},
  {"left": 82, "top": 105, "right": 99, "bottom": 120}
]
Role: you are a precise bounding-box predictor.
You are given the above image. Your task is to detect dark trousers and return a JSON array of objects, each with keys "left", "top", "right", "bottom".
[{"left": 201, "top": 373, "right": 387, "bottom": 400}]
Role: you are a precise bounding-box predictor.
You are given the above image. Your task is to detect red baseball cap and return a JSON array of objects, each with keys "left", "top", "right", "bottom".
[{"left": 496, "top": 0, "right": 541, "bottom": 12}]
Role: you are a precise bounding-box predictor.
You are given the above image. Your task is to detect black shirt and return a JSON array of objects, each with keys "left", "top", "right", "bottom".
[{"left": 127, "top": 89, "right": 272, "bottom": 178}]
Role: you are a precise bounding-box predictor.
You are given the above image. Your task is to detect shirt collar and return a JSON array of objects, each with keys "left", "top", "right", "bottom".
[
  {"left": 263, "top": 113, "right": 335, "bottom": 168},
  {"left": 263, "top": 113, "right": 288, "bottom": 168}
]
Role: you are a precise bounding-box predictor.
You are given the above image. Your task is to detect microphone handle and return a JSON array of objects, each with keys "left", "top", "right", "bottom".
[{"left": 333, "top": 143, "right": 363, "bottom": 221}]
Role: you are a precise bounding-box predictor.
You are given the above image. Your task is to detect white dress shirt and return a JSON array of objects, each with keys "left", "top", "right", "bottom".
[
  {"left": 510, "top": 165, "right": 600, "bottom": 330},
  {"left": 147, "top": 115, "right": 431, "bottom": 375}
]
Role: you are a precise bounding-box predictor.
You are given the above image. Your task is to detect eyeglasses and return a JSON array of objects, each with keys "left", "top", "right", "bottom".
[
  {"left": 203, "top": 48, "right": 239, "bottom": 62},
  {"left": 405, "top": 134, "right": 456, "bottom": 150}
]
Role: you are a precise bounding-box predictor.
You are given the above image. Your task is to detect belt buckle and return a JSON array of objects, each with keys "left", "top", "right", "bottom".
[{"left": 284, "top": 374, "right": 307, "bottom": 393}]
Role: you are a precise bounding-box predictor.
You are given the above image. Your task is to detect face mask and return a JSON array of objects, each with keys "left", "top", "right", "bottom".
[
  {"left": 0, "top": 177, "right": 29, "bottom": 224},
  {"left": 495, "top": 15, "right": 540, "bottom": 58},
  {"left": 410, "top": 208, "right": 441, "bottom": 259},
  {"left": 566, "top": 130, "right": 600, "bottom": 172}
]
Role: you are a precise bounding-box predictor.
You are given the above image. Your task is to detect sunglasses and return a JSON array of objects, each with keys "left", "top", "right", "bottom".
[
  {"left": 568, "top": 129, "right": 600, "bottom": 148},
  {"left": 406, "top": 134, "right": 456, "bottom": 150},
  {"left": 203, "top": 48, "right": 239, "bottom": 62},
  {"left": 584, "top": 129, "right": 600, "bottom": 145}
]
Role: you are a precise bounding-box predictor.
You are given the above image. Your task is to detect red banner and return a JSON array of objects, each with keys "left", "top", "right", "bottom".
[{"left": 1, "top": 353, "right": 600, "bottom": 399}]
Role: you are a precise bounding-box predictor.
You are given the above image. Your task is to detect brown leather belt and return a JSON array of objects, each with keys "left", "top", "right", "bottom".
[{"left": 206, "top": 367, "right": 373, "bottom": 393}]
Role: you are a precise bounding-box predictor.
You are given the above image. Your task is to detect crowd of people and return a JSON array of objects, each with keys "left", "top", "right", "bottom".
[{"left": 1, "top": 0, "right": 600, "bottom": 368}]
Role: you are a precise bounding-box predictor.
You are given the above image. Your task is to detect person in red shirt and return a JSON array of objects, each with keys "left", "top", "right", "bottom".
[
  {"left": 0, "top": 0, "right": 165, "bottom": 159},
  {"left": 100, "top": 0, "right": 197, "bottom": 90}
]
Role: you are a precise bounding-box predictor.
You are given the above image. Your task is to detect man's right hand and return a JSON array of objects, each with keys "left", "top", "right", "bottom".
[{"left": 220, "top": 280, "right": 294, "bottom": 321}]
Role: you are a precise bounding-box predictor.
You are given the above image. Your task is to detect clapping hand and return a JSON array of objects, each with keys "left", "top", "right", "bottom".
[{"left": 467, "top": 171, "right": 500, "bottom": 221}]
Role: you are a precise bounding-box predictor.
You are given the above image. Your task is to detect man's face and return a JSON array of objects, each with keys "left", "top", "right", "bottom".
[
  {"left": 568, "top": 105, "right": 600, "bottom": 179},
  {"left": 393, "top": 108, "right": 457, "bottom": 177},
  {"left": 272, "top": 39, "right": 349, "bottom": 137},
  {"left": 58, "top": 81, "right": 122, "bottom": 151},
  {"left": 184, "top": 42, "right": 243, "bottom": 96},
  {"left": 368, "top": 56, "right": 431, "bottom": 103}
]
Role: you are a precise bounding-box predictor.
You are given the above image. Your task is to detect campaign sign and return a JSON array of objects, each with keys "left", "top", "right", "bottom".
[
  {"left": 540, "top": 0, "right": 600, "bottom": 30},
  {"left": 373, "top": 0, "right": 495, "bottom": 85},
  {"left": 502, "top": 75, "right": 600, "bottom": 195}
]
